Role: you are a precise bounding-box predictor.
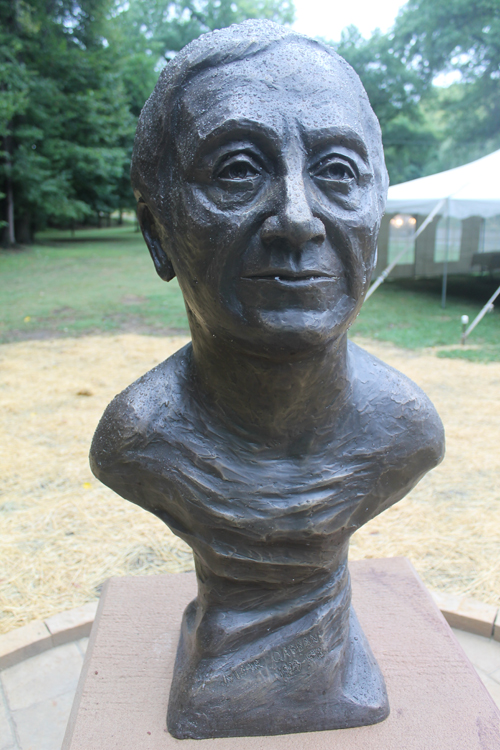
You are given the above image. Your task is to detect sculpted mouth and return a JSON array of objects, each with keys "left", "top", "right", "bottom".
[{"left": 243, "top": 272, "right": 337, "bottom": 282}]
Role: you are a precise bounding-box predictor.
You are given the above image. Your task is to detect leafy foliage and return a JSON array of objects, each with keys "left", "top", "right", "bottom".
[
  {"left": 391, "top": 0, "right": 500, "bottom": 167},
  {"left": 0, "top": 0, "right": 135, "bottom": 240},
  {"left": 119, "top": 0, "right": 294, "bottom": 62},
  {"left": 2, "top": 0, "right": 499, "bottom": 241},
  {"left": 0, "top": 0, "right": 294, "bottom": 245},
  {"left": 333, "top": 26, "right": 439, "bottom": 183}
]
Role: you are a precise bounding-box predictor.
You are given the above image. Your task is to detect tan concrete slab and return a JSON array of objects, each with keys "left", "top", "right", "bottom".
[
  {"left": 74, "top": 638, "right": 89, "bottom": 657},
  {"left": 0, "top": 684, "right": 18, "bottom": 750},
  {"left": 452, "top": 628, "right": 500, "bottom": 676},
  {"left": 62, "top": 558, "right": 500, "bottom": 750},
  {"left": 475, "top": 668, "right": 500, "bottom": 709},
  {"left": 0, "top": 622, "right": 52, "bottom": 671},
  {"left": 1, "top": 643, "right": 83, "bottom": 712},
  {"left": 490, "top": 667, "right": 500, "bottom": 683},
  {"left": 12, "top": 691, "right": 75, "bottom": 750},
  {"left": 44, "top": 603, "right": 98, "bottom": 648}
]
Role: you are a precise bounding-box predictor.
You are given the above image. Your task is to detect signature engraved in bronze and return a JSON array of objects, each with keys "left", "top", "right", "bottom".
[
  {"left": 220, "top": 633, "right": 325, "bottom": 687},
  {"left": 269, "top": 633, "right": 326, "bottom": 681},
  {"left": 271, "top": 633, "right": 320, "bottom": 664},
  {"left": 276, "top": 660, "right": 302, "bottom": 682},
  {"left": 221, "top": 658, "right": 264, "bottom": 685}
]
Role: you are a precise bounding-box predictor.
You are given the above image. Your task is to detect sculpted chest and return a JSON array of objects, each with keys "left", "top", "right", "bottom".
[{"left": 95, "top": 376, "right": 418, "bottom": 582}]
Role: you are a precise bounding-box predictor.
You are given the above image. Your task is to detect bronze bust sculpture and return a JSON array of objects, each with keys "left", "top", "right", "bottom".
[{"left": 90, "top": 20, "right": 445, "bottom": 740}]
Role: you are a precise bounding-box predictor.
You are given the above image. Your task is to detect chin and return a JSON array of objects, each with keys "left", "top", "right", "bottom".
[{"left": 236, "top": 305, "right": 356, "bottom": 360}]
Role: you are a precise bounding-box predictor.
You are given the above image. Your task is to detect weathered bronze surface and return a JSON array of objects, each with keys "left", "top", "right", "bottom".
[{"left": 90, "top": 20, "right": 445, "bottom": 740}]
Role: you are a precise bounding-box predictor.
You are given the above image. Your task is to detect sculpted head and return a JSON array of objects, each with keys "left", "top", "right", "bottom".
[{"left": 131, "top": 20, "right": 388, "bottom": 357}]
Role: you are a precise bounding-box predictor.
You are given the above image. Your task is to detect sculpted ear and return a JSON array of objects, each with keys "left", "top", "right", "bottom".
[{"left": 137, "top": 201, "right": 176, "bottom": 282}]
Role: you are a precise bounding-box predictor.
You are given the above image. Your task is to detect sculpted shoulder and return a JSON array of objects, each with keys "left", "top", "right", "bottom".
[
  {"left": 342, "top": 340, "right": 445, "bottom": 527},
  {"left": 348, "top": 340, "right": 445, "bottom": 470},
  {"left": 89, "top": 343, "right": 191, "bottom": 485}
]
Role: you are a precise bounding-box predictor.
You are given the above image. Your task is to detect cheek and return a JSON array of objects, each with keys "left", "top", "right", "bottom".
[
  {"left": 176, "top": 187, "right": 236, "bottom": 251},
  {"left": 170, "top": 191, "right": 219, "bottom": 275},
  {"left": 175, "top": 186, "right": 261, "bottom": 275},
  {"left": 322, "top": 210, "right": 378, "bottom": 298},
  {"left": 168, "top": 197, "right": 239, "bottom": 315},
  {"left": 347, "top": 222, "right": 378, "bottom": 291},
  {"left": 333, "top": 195, "right": 380, "bottom": 258}
]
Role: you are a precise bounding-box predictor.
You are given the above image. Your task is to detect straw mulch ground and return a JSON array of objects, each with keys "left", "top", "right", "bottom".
[{"left": 1, "top": 334, "right": 499, "bottom": 634}]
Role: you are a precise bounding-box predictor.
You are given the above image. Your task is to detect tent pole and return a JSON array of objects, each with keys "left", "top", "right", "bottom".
[
  {"left": 441, "top": 198, "right": 450, "bottom": 308},
  {"left": 366, "top": 198, "right": 446, "bottom": 301},
  {"left": 461, "top": 283, "right": 500, "bottom": 343}
]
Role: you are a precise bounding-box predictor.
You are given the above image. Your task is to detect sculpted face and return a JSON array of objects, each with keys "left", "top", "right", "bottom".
[{"left": 154, "top": 44, "right": 383, "bottom": 355}]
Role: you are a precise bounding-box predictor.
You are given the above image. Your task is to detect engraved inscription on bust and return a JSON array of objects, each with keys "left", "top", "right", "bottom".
[{"left": 90, "top": 20, "right": 445, "bottom": 741}]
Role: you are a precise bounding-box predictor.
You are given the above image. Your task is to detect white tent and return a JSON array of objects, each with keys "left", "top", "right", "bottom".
[
  {"left": 366, "top": 149, "right": 500, "bottom": 303},
  {"left": 386, "top": 148, "right": 500, "bottom": 220}
]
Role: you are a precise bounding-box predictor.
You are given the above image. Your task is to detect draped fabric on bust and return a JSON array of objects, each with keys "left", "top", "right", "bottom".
[
  {"left": 118, "top": 362, "right": 389, "bottom": 736},
  {"left": 89, "top": 342, "right": 447, "bottom": 736}
]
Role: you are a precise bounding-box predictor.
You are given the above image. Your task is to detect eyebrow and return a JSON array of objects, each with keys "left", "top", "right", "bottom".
[
  {"left": 301, "top": 127, "right": 370, "bottom": 163},
  {"left": 190, "top": 118, "right": 285, "bottom": 160},
  {"left": 184, "top": 118, "right": 370, "bottom": 169}
]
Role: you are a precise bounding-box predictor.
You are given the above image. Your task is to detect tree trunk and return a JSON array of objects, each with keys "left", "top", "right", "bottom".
[
  {"left": 6, "top": 179, "right": 15, "bottom": 246},
  {"left": 4, "top": 134, "right": 16, "bottom": 246},
  {"left": 16, "top": 212, "right": 32, "bottom": 244}
]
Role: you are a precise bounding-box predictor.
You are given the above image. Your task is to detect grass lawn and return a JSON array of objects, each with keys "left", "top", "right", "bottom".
[
  {"left": 1, "top": 225, "right": 499, "bottom": 360},
  {"left": 0, "top": 224, "right": 188, "bottom": 342},
  {"left": 352, "top": 276, "right": 500, "bottom": 361}
]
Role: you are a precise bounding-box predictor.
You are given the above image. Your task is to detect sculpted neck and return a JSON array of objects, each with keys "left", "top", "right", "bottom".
[{"left": 189, "top": 329, "right": 351, "bottom": 444}]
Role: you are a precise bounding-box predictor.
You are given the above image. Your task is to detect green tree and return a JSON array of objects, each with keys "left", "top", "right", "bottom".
[
  {"left": 109, "top": 0, "right": 296, "bottom": 219},
  {"left": 392, "top": 0, "right": 500, "bottom": 166},
  {"left": 333, "top": 26, "right": 438, "bottom": 183},
  {"left": 1, "top": 0, "right": 295, "bottom": 245},
  {"left": 118, "top": 0, "right": 294, "bottom": 66},
  {"left": 0, "top": 3, "right": 35, "bottom": 243},
  {"left": 0, "top": 0, "right": 135, "bottom": 244}
]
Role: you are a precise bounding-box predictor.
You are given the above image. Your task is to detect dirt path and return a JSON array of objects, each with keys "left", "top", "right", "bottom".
[{"left": 1, "top": 334, "right": 499, "bottom": 634}]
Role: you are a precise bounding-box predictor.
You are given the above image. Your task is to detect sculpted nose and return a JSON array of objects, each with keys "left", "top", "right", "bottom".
[{"left": 261, "top": 175, "right": 326, "bottom": 248}]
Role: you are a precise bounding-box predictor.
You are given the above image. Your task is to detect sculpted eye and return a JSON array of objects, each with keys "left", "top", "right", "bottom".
[
  {"left": 217, "top": 156, "right": 261, "bottom": 181},
  {"left": 312, "top": 158, "right": 355, "bottom": 182}
]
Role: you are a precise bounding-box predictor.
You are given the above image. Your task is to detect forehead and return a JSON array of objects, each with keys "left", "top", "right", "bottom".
[{"left": 176, "top": 44, "right": 370, "bottom": 157}]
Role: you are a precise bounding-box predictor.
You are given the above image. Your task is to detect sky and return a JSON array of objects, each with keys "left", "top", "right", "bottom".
[{"left": 292, "top": 0, "right": 408, "bottom": 42}]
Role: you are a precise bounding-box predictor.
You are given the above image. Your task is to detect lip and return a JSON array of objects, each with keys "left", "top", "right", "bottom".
[{"left": 242, "top": 272, "right": 338, "bottom": 283}]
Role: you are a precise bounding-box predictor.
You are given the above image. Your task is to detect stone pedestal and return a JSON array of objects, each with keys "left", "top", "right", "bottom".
[{"left": 62, "top": 558, "right": 500, "bottom": 750}]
